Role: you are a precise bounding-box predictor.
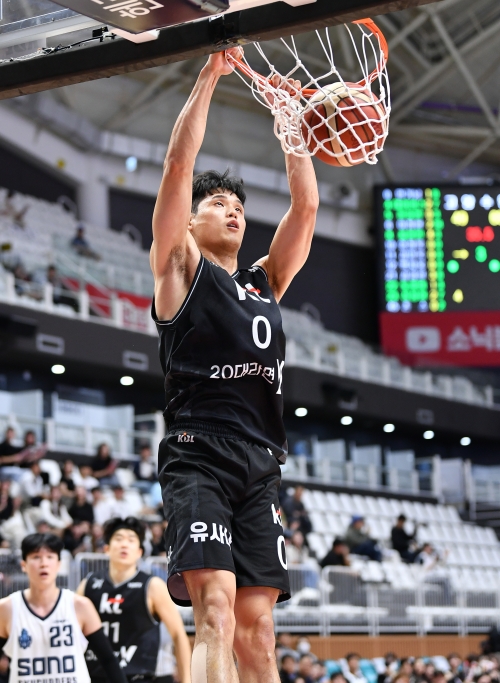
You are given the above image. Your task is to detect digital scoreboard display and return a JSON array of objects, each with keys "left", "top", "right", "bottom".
[{"left": 375, "top": 185, "right": 500, "bottom": 366}]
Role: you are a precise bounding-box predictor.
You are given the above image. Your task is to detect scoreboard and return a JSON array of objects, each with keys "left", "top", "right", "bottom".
[{"left": 375, "top": 185, "right": 500, "bottom": 366}]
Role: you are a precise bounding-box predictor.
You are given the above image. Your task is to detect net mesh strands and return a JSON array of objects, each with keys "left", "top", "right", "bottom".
[{"left": 227, "top": 19, "right": 390, "bottom": 167}]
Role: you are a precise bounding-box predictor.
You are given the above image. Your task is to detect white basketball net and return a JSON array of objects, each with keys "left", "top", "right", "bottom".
[{"left": 227, "top": 20, "right": 390, "bottom": 166}]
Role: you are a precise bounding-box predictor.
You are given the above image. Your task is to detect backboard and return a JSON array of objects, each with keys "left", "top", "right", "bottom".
[{"left": 0, "top": 0, "right": 444, "bottom": 99}]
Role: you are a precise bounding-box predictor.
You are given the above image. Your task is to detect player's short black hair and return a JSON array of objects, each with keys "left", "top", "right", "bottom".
[
  {"left": 192, "top": 169, "right": 246, "bottom": 214},
  {"left": 21, "top": 533, "right": 64, "bottom": 560},
  {"left": 103, "top": 517, "right": 146, "bottom": 550}
]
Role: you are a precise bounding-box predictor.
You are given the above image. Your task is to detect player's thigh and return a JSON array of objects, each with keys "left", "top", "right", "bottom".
[{"left": 231, "top": 450, "right": 290, "bottom": 599}]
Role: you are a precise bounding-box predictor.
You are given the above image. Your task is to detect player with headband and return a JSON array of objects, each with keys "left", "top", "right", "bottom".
[
  {"left": 0, "top": 532, "right": 129, "bottom": 683},
  {"left": 150, "top": 47, "right": 319, "bottom": 683}
]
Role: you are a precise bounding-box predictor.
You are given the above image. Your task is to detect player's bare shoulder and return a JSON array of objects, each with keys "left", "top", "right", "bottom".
[
  {"left": 0, "top": 595, "right": 13, "bottom": 637},
  {"left": 73, "top": 591, "right": 101, "bottom": 635}
]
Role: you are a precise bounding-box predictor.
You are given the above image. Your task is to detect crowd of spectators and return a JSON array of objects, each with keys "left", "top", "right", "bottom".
[
  {"left": 277, "top": 486, "right": 446, "bottom": 575},
  {"left": 275, "top": 639, "right": 500, "bottom": 683},
  {"left": 0, "top": 426, "right": 164, "bottom": 557}
]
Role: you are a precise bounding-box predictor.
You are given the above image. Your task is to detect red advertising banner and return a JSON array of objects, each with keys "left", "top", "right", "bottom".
[{"left": 380, "top": 311, "right": 500, "bottom": 366}]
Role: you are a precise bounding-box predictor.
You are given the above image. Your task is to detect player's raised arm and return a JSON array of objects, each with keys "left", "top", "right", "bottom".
[
  {"left": 255, "top": 80, "right": 320, "bottom": 301},
  {"left": 148, "top": 577, "right": 191, "bottom": 683},
  {"left": 151, "top": 50, "right": 241, "bottom": 319},
  {"left": 74, "top": 594, "right": 128, "bottom": 683}
]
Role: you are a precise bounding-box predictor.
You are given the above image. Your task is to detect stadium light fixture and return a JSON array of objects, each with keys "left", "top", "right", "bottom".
[
  {"left": 51, "top": 364, "right": 65, "bottom": 374},
  {"left": 295, "top": 407, "right": 308, "bottom": 417},
  {"left": 460, "top": 436, "right": 471, "bottom": 446},
  {"left": 120, "top": 376, "right": 134, "bottom": 386},
  {"left": 383, "top": 423, "right": 395, "bottom": 433},
  {"left": 423, "top": 430, "right": 434, "bottom": 440},
  {"left": 340, "top": 416, "right": 353, "bottom": 425},
  {"left": 125, "top": 156, "right": 138, "bottom": 172}
]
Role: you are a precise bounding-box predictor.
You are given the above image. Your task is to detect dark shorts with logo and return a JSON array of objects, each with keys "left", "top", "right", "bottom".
[{"left": 158, "top": 421, "right": 290, "bottom": 607}]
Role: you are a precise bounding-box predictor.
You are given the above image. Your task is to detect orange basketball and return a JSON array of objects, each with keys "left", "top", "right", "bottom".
[{"left": 301, "top": 82, "right": 387, "bottom": 167}]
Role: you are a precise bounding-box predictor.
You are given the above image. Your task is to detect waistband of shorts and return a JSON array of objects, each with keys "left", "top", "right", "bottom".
[{"left": 166, "top": 419, "right": 248, "bottom": 441}]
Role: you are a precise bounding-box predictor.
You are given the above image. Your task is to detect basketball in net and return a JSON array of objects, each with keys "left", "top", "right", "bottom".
[
  {"left": 301, "top": 82, "right": 387, "bottom": 167},
  {"left": 226, "top": 18, "right": 390, "bottom": 167}
]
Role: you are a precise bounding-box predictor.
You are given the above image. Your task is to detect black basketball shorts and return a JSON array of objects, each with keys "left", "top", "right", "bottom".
[{"left": 158, "top": 423, "right": 290, "bottom": 607}]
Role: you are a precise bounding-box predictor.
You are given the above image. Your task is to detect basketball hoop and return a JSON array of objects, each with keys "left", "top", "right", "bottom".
[{"left": 226, "top": 19, "right": 390, "bottom": 167}]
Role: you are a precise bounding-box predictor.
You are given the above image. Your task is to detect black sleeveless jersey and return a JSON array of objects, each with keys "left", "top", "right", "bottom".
[
  {"left": 152, "top": 255, "right": 288, "bottom": 461},
  {"left": 84, "top": 570, "right": 160, "bottom": 678}
]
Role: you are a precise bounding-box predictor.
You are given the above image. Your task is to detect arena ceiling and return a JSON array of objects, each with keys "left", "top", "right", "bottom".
[{"left": 6, "top": 0, "right": 500, "bottom": 180}]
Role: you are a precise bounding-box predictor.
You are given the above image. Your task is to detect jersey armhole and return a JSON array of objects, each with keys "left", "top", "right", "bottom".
[
  {"left": 152, "top": 254, "right": 204, "bottom": 327},
  {"left": 144, "top": 576, "right": 160, "bottom": 626},
  {"left": 252, "top": 264, "right": 269, "bottom": 281}
]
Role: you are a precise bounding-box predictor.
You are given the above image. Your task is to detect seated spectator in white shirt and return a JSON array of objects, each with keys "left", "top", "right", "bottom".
[
  {"left": 343, "top": 654, "right": 368, "bottom": 683},
  {"left": 92, "top": 487, "right": 112, "bottom": 527},
  {"left": 19, "top": 462, "right": 50, "bottom": 505},
  {"left": 79, "top": 465, "right": 99, "bottom": 492},
  {"left": 38, "top": 485, "right": 73, "bottom": 530},
  {"left": 132, "top": 445, "right": 157, "bottom": 493},
  {"left": 108, "top": 485, "right": 130, "bottom": 519}
]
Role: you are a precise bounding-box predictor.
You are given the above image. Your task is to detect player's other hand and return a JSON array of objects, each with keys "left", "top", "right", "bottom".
[
  {"left": 261, "top": 75, "right": 301, "bottom": 108},
  {"left": 208, "top": 47, "right": 244, "bottom": 76}
]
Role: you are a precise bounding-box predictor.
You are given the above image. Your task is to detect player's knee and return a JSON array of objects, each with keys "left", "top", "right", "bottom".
[
  {"left": 235, "top": 612, "right": 275, "bottom": 660},
  {"left": 198, "top": 591, "right": 235, "bottom": 641}
]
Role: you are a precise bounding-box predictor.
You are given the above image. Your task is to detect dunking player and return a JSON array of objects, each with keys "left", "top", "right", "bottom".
[
  {"left": 150, "top": 48, "right": 319, "bottom": 683},
  {"left": 0, "top": 533, "right": 128, "bottom": 683},
  {"left": 77, "top": 517, "right": 191, "bottom": 683}
]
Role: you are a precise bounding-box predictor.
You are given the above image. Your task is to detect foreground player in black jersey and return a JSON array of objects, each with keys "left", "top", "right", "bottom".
[
  {"left": 77, "top": 517, "right": 191, "bottom": 683},
  {"left": 151, "top": 48, "right": 319, "bottom": 683}
]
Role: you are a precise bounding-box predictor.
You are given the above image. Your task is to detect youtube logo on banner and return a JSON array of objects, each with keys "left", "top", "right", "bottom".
[{"left": 380, "top": 311, "right": 500, "bottom": 366}]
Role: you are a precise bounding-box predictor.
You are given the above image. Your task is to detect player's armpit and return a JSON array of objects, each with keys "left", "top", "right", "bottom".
[{"left": 86, "top": 628, "right": 128, "bottom": 683}]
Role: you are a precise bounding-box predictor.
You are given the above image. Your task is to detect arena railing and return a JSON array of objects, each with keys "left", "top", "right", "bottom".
[{"left": 63, "top": 554, "right": 500, "bottom": 636}]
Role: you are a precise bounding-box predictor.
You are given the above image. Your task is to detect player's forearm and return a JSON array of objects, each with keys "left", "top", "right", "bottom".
[
  {"left": 285, "top": 153, "right": 319, "bottom": 213},
  {"left": 173, "top": 632, "right": 192, "bottom": 683},
  {"left": 165, "top": 64, "right": 220, "bottom": 172}
]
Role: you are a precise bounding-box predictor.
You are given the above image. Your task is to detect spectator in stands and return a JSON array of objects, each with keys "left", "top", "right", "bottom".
[
  {"left": 344, "top": 516, "right": 382, "bottom": 562},
  {"left": 399, "top": 659, "right": 415, "bottom": 679},
  {"left": 63, "top": 519, "right": 91, "bottom": 555},
  {"left": 276, "top": 633, "right": 297, "bottom": 662},
  {"left": 91, "top": 487, "right": 111, "bottom": 526},
  {"left": 132, "top": 445, "right": 157, "bottom": 493},
  {"left": 91, "top": 443, "right": 119, "bottom": 487},
  {"left": 320, "top": 537, "right": 351, "bottom": 568},
  {"left": 108, "top": 485, "right": 129, "bottom": 518},
  {"left": 447, "top": 654, "right": 464, "bottom": 683},
  {"left": 38, "top": 485, "right": 73, "bottom": 530},
  {"left": 69, "top": 486, "right": 94, "bottom": 523},
  {"left": 282, "top": 485, "right": 312, "bottom": 536},
  {"left": 287, "top": 529, "right": 311, "bottom": 565},
  {"left": 280, "top": 654, "right": 298, "bottom": 683},
  {"left": 150, "top": 521, "right": 166, "bottom": 556},
  {"left": 79, "top": 464, "right": 99, "bottom": 492},
  {"left": 91, "top": 522, "right": 105, "bottom": 552},
  {"left": 59, "top": 459, "right": 81, "bottom": 500},
  {"left": 0, "top": 426, "right": 21, "bottom": 459},
  {"left": 378, "top": 653, "right": 398, "bottom": 683},
  {"left": 312, "top": 660, "right": 328, "bottom": 683},
  {"left": 391, "top": 514, "right": 420, "bottom": 563},
  {"left": 331, "top": 675, "right": 348, "bottom": 683},
  {"left": 432, "top": 672, "right": 447, "bottom": 683},
  {"left": 19, "top": 461, "right": 49, "bottom": 506},
  {"left": 393, "top": 674, "right": 410, "bottom": 683},
  {"left": 298, "top": 654, "right": 315, "bottom": 683},
  {"left": 416, "top": 543, "right": 452, "bottom": 602},
  {"left": 33, "top": 264, "right": 79, "bottom": 312},
  {"left": 1, "top": 189, "right": 28, "bottom": 228},
  {"left": 19, "top": 429, "right": 46, "bottom": 464},
  {"left": 0, "top": 479, "right": 19, "bottom": 522},
  {"left": 70, "top": 225, "right": 100, "bottom": 260},
  {"left": 344, "top": 654, "right": 368, "bottom": 683},
  {"left": 35, "top": 520, "right": 52, "bottom": 535},
  {"left": 411, "top": 658, "right": 427, "bottom": 683}
]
